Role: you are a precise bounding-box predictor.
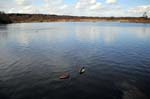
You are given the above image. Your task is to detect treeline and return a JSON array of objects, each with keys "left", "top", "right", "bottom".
[
  {"left": 8, "top": 13, "right": 150, "bottom": 23},
  {"left": 0, "top": 11, "right": 150, "bottom": 24},
  {"left": 0, "top": 11, "right": 12, "bottom": 24}
]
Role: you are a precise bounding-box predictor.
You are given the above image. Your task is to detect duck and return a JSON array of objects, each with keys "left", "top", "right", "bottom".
[
  {"left": 79, "top": 67, "right": 85, "bottom": 74},
  {"left": 59, "top": 73, "right": 70, "bottom": 79}
]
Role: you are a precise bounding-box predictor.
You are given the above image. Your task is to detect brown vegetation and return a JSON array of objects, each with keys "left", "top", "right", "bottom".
[
  {"left": 8, "top": 13, "right": 150, "bottom": 23},
  {"left": 0, "top": 12, "right": 150, "bottom": 24}
]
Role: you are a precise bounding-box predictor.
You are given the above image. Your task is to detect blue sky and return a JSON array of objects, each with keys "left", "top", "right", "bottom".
[{"left": 0, "top": 0, "right": 150, "bottom": 17}]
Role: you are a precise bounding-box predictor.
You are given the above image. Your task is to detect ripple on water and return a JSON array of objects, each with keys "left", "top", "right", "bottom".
[{"left": 0, "top": 22, "right": 150, "bottom": 99}]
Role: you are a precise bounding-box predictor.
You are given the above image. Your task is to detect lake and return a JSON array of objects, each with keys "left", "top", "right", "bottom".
[{"left": 0, "top": 22, "right": 150, "bottom": 99}]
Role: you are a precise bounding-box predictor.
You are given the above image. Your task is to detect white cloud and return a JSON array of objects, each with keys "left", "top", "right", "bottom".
[
  {"left": 9, "top": 6, "right": 40, "bottom": 14},
  {"left": 16, "top": 0, "right": 30, "bottom": 6},
  {"left": 75, "top": 0, "right": 102, "bottom": 10},
  {"left": 106, "top": 0, "right": 117, "bottom": 4},
  {"left": 8, "top": 0, "right": 69, "bottom": 14},
  {"left": 128, "top": 5, "right": 150, "bottom": 17},
  {"left": 44, "top": 0, "right": 64, "bottom": 6},
  {"left": 90, "top": 2, "right": 101, "bottom": 10},
  {"left": 90, "top": 0, "right": 96, "bottom": 4},
  {"left": 128, "top": 5, "right": 150, "bottom": 13},
  {"left": 75, "top": 0, "right": 88, "bottom": 9},
  {"left": 19, "top": 6, "right": 40, "bottom": 13},
  {"left": 59, "top": 5, "right": 68, "bottom": 10},
  {"left": 1, "top": 0, "right": 150, "bottom": 17}
]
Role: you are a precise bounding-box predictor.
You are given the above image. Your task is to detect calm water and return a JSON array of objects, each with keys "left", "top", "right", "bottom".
[{"left": 0, "top": 22, "right": 150, "bottom": 99}]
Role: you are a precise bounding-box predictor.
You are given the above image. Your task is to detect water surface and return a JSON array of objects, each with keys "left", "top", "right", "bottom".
[{"left": 0, "top": 22, "right": 150, "bottom": 99}]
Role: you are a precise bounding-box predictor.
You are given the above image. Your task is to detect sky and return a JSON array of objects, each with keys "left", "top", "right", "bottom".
[{"left": 0, "top": 0, "right": 150, "bottom": 17}]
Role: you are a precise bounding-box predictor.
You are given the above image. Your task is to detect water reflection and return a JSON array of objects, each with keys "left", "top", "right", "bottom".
[
  {"left": 103, "top": 32, "right": 118, "bottom": 44},
  {"left": 74, "top": 23, "right": 150, "bottom": 44},
  {"left": 0, "top": 25, "right": 8, "bottom": 41},
  {"left": 0, "top": 22, "right": 150, "bottom": 99},
  {"left": 117, "top": 25, "right": 150, "bottom": 39},
  {"left": 1, "top": 23, "right": 150, "bottom": 46},
  {"left": 16, "top": 33, "right": 30, "bottom": 46},
  {"left": 75, "top": 25, "right": 120, "bottom": 44},
  {"left": 134, "top": 26, "right": 150, "bottom": 39},
  {"left": 75, "top": 25, "right": 101, "bottom": 42}
]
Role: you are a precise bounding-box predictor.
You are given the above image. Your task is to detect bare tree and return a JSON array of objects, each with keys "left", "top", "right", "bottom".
[
  {"left": 143, "top": 12, "right": 148, "bottom": 18},
  {"left": 143, "top": 8, "right": 150, "bottom": 19}
]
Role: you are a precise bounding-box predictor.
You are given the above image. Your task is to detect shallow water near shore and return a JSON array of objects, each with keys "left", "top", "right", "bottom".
[{"left": 0, "top": 22, "right": 150, "bottom": 99}]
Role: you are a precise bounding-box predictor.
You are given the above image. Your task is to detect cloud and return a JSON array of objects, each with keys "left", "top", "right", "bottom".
[
  {"left": 42, "top": 0, "right": 71, "bottom": 15},
  {"left": 90, "top": 2, "right": 102, "bottom": 10},
  {"left": 8, "top": 0, "right": 123, "bottom": 16},
  {"left": 106, "top": 0, "right": 117, "bottom": 4},
  {"left": 44, "top": 0, "right": 64, "bottom": 6},
  {"left": 128, "top": 5, "right": 150, "bottom": 17},
  {"left": 9, "top": 6, "right": 40, "bottom": 14},
  {"left": 75, "top": 0, "right": 102, "bottom": 10},
  {"left": 19, "top": 6, "right": 40, "bottom": 13},
  {"left": 59, "top": 5, "right": 68, "bottom": 9},
  {"left": 8, "top": 0, "right": 69, "bottom": 14},
  {"left": 90, "top": 0, "right": 96, "bottom": 4},
  {"left": 16, "top": 0, "right": 31, "bottom": 6},
  {"left": 128, "top": 5, "right": 150, "bottom": 13},
  {"left": 1, "top": 0, "right": 150, "bottom": 17},
  {"left": 75, "top": 0, "right": 90, "bottom": 9}
]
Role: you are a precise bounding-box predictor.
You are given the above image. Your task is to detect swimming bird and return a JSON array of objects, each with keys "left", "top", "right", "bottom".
[
  {"left": 59, "top": 73, "right": 70, "bottom": 79},
  {"left": 79, "top": 67, "right": 85, "bottom": 74}
]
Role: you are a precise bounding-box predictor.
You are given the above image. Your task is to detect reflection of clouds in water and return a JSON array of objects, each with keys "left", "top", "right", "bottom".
[
  {"left": 100, "top": 26, "right": 119, "bottom": 44},
  {"left": 75, "top": 25, "right": 119, "bottom": 44},
  {"left": 103, "top": 32, "right": 118, "bottom": 44},
  {"left": 130, "top": 27, "right": 150, "bottom": 39},
  {"left": 114, "top": 25, "right": 150, "bottom": 39},
  {"left": 75, "top": 25, "right": 100, "bottom": 42},
  {"left": 14, "top": 24, "right": 72, "bottom": 46},
  {"left": 36, "top": 24, "right": 72, "bottom": 42},
  {"left": 17, "top": 33, "right": 30, "bottom": 46},
  {"left": 75, "top": 24, "right": 150, "bottom": 44},
  {"left": 16, "top": 30, "right": 70, "bottom": 47},
  {"left": 43, "top": 29, "right": 69, "bottom": 42},
  {"left": 1, "top": 23, "right": 150, "bottom": 46}
]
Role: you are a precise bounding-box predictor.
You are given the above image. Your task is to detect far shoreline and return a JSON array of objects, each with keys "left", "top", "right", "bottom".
[
  {"left": 1, "top": 13, "right": 150, "bottom": 24},
  {"left": 8, "top": 19, "right": 150, "bottom": 24}
]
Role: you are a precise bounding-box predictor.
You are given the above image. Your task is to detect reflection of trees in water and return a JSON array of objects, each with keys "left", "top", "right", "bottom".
[{"left": 0, "top": 25, "right": 8, "bottom": 41}]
